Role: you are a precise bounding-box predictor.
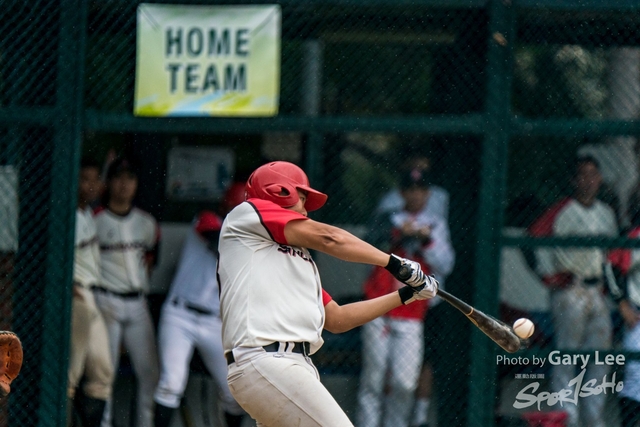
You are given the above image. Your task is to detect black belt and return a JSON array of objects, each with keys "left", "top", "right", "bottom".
[
  {"left": 171, "top": 298, "right": 213, "bottom": 316},
  {"left": 583, "top": 277, "right": 602, "bottom": 286},
  {"left": 93, "top": 287, "right": 144, "bottom": 299},
  {"left": 226, "top": 342, "right": 310, "bottom": 365},
  {"left": 73, "top": 281, "right": 97, "bottom": 288}
]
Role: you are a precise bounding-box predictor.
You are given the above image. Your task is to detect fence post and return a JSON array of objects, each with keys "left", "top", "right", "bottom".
[
  {"left": 467, "top": 0, "right": 514, "bottom": 426},
  {"left": 37, "top": 0, "right": 86, "bottom": 425},
  {"left": 302, "top": 40, "right": 324, "bottom": 194}
]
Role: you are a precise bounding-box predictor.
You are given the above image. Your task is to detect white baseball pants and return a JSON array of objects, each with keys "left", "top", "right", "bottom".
[
  {"left": 550, "top": 283, "right": 612, "bottom": 427},
  {"left": 68, "top": 287, "right": 114, "bottom": 400},
  {"left": 154, "top": 303, "right": 243, "bottom": 415},
  {"left": 356, "top": 316, "right": 424, "bottom": 427},
  {"left": 227, "top": 347, "right": 353, "bottom": 427},
  {"left": 93, "top": 291, "right": 159, "bottom": 427}
]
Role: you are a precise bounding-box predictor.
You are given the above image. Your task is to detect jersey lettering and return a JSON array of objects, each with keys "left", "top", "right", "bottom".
[{"left": 277, "top": 244, "right": 312, "bottom": 262}]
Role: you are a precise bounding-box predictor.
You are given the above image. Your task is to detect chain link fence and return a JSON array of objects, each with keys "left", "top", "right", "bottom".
[
  {"left": 2, "top": 1, "right": 640, "bottom": 426},
  {"left": 1, "top": 0, "right": 80, "bottom": 426},
  {"left": 497, "top": 6, "right": 640, "bottom": 427}
]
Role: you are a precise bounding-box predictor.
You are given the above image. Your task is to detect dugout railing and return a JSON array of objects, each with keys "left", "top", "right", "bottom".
[{"left": 2, "top": 0, "right": 640, "bottom": 426}]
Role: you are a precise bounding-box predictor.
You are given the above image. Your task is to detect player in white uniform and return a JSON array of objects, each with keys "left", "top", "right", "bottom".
[
  {"left": 219, "top": 161, "right": 439, "bottom": 427},
  {"left": 373, "top": 156, "right": 451, "bottom": 427},
  {"left": 93, "top": 157, "right": 160, "bottom": 427},
  {"left": 154, "top": 210, "right": 244, "bottom": 427},
  {"left": 529, "top": 155, "right": 617, "bottom": 427},
  {"left": 69, "top": 157, "right": 114, "bottom": 427},
  {"left": 358, "top": 168, "right": 455, "bottom": 427}
]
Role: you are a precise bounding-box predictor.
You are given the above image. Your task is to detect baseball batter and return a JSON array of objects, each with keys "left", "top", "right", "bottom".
[
  {"left": 153, "top": 210, "right": 244, "bottom": 427},
  {"left": 69, "top": 157, "right": 114, "bottom": 427},
  {"left": 93, "top": 157, "right": 160, "bottom": 427},
  {"left": 218, "top": 161, "right": 439, "bottom": 427}
]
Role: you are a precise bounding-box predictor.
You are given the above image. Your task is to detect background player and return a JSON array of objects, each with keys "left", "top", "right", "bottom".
[
  {"left": 153, "top": 186, "right": 246, "bottom": 427},
  {"left": 528, "top": 155, "right": 617, "bottom": 427},
  {"left": 219, "top": 161, "right": 439, "bottom": 427},
  {"left": 373, "top": 151, "right": 452, "bottom": 427},
  {"left": 358, "top": 167, "right": 455, "bottom": 427},
  {"left": 93, "top": 157, "right": 160, "bottom": 427},
  {"left": 68, "top": 157, "right": 114, "bottom": 427}
]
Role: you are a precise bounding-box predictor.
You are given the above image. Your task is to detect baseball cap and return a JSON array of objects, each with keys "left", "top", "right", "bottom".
[
  {"left": 222, "top": 181, "right": 247, "bottom": 212},
  {"left": 196, "top": 211, "right": 223, "bottom": 233},
  {"left": 106, "top": 157, "right": 138, "bottom": 181},
  {"left": 399, "top": 168, "right": 429, "bottom": 190}
]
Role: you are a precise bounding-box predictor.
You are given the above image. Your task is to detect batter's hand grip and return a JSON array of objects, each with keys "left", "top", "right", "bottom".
[{"left": 397, "top": 265, "right": 411, "bottom": 281}]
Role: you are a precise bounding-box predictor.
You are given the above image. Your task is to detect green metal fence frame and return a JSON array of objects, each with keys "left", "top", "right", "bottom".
[
  {"left": 474, "top": 1, "right": 640, "bottom": 426},
  {"left": 37, "top": 0, "right": 86, "bottom": 425},
  {"left": 2, "top": 0, "right": 640, "bottom": 425}
]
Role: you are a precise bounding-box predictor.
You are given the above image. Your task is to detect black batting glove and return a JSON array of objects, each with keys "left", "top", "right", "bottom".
[
  {"left": 385, "top": 254, "right": 427, "bottom": 288},
  {"left": 398, "top": 275, "right": 439, "bottom": 304}
]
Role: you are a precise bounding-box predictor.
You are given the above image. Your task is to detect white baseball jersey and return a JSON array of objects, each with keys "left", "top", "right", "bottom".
[
  {"left": 166, "top": 212, "right": 221, "bottom": 314},
  {"left": 218, "top": 199, "right": 326, "bottom": 355},
  {"left": 94, "top": 207, "right": 159, "bottom": 293},
  {"left": 73, "top": 207, "right": 101, "bottom": 288},
  {"left": 531, "top": 197, "right": 617, "bottom": 280}
]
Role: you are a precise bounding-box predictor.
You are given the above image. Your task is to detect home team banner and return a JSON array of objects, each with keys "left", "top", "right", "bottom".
[{"left": 134, "top": 4, "right": 280, "bottom": 116}]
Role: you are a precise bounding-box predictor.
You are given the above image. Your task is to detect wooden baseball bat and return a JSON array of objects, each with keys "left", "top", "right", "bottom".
[
  {"left": 395, "top": 263, "right": 521, "bottom": 353},
  {"left": 437, "top": 289, "right": 522, "bottom": 353}
]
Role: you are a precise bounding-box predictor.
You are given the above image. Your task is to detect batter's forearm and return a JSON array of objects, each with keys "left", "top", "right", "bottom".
[
  {"left": 325, "top": 230, "right": 390, "bottom": 266},
  {"left": 324, "top": 292, "right": 402, "bottom": 334}
]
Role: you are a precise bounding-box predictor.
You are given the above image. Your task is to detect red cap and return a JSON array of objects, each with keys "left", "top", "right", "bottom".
[
  {"left": 223, "top": 182, "right": 247, "bottom": 213},
  {"left": 195, "top": 211, "right": 223, "bottom": 234},
  {"left": 245, "top": 161, "right": 327, "bottom": 211}
]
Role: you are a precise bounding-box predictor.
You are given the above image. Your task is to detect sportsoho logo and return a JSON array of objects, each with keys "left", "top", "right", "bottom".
[{"left": 496, "top": 351, "right": 625, "bottom": 410}]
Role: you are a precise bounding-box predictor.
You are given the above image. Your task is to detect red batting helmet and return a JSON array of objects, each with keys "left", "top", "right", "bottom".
[{"left": 245, "top": 161, "right": 327, "bottom": 211}]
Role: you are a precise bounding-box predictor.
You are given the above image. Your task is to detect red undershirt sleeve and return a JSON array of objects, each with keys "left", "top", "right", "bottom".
[{"left": 322, "top": 289, "right": 333, "bottom": 306}]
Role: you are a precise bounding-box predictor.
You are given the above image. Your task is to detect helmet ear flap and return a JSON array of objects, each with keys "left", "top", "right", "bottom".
[
  {"left": 264, "top": 183, "right": 287, "bottom": 196},
  {"left": 264, "top": 183, "right": 298, "bottom": 206}
]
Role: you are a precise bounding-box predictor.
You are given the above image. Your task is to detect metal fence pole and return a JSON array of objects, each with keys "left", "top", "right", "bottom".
[
  {"left": 467, "top": 0, "right": 514, "bottom": 426},
  {"left": 302, "top": 40, "right": 324, "bottom": 194},
  {"left": 37, "top": 0, "right": 86, "bottom": 425}
]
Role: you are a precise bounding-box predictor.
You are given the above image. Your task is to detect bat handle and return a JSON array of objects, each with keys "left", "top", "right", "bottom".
[{"left": 437, "top": 289, "right": 473, "bottom": 316}]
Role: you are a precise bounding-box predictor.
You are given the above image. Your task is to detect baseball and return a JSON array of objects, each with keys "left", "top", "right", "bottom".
[{"left": 513, "top": 318, "right": 535, "bottom": 339}]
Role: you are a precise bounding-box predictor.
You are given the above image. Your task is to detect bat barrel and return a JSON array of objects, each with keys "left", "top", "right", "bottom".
[{"left": 437, "top": 289, "right": 521, "bottom": 353}]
